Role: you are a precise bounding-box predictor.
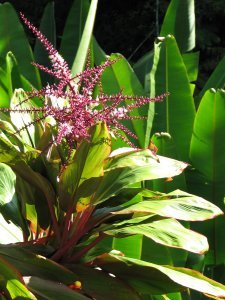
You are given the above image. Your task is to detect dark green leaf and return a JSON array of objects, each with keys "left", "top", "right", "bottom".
[
  {"left": 68, "top": 265, "right": 141, "bottom": 300},
  {"left": 60, "top": 0, "right": 90, "bottom": 69},
  {"left": 198, "top": 55, "right": 225, "bottom": 100},
  {"left": 0, "top": 3, "right": 41, "bottom": 88},
  {"left": 24, "top": 276, "right": 89, "bottom": 300},
  {"left": 34, "top": 2, "right": 56, "bottom": 85},
  {"left": 0, "top": 246, "right": 77, "bottom": 284}
]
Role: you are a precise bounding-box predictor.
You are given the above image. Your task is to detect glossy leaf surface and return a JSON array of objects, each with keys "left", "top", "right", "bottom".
[
  {"left": 151, "top": 35, "right": 195, "bottom": 161},
  {"left": 92, "top": 254, "right": 225, "bottom": 297},
  {"left": 160, "top": 0, "right": 195, "bottom": 52},
  {"left": 71, "top": 0, "right": 98, "bottom": 75}
]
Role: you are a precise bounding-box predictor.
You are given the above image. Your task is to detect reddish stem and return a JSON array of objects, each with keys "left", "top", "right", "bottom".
[
  {"left": 46, "top": 196, "right": 61, "bottom": 242},
  {"left": 51, "top": 206, "right": 93, "bottom": 261},
  {"left": 60, "top": 205, "right": 75, "bottom": 247},
  {"left": 67, "top": 233, "right": 105, "bottom": 263}
]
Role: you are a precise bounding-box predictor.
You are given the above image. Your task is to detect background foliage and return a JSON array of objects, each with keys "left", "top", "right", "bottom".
[
  {"left": 1, "top": 0, "right": 225, "bottom": 91},
  {"left": 0, "top": 0, "right": 224, "bottom": 299}
]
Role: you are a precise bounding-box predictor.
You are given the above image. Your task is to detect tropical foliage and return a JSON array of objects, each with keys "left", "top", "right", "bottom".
[{"left": 0, "top": 0, "right": 224, "bottom": 299}]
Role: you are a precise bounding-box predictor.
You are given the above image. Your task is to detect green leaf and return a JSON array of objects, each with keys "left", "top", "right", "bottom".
[
  {"left": 60, "top": 0, "right": 90, "bottom": 69},
  {"left": 12, "top": 161, "right": 56, "bottom": 230},
  {"left": 113, "top": 235, "right": 143, "bottom": 259},
  {"left": 97, "top": 53, "right": 148, "bottom": 148},
  {"left": 133, "top": 50, "right": 154, "bottom": 93},
  {"left": 24, "top": 276, "right": 89, "bottom": 300},
  {"left": 0, "top": 133, "right": 22, "bottom": 164},
  {"left": 71, "top": 0, "right": 98, "bottom": 75},
  {"left": 182, "top": 52, "right": 199, "bottom": 83},
  {"left": 190, "top": 89, "right": 225, "bottom": 183},
  {"left": 160, "top": 0, "right": 195, "bottom": 52},
  {"left": 0, "top": 163, "right": 27, "bottom": 237},
  {"left": 150, "top": 132, "right": 187, "bottom": 193},
  {"left": 0, "top": 3, "right": 41, "bottom": 88},
  {"left": 0, "top": 255, "right": 36, "bottom": 299},
  {"left": 59, "top": 122, "right": 111, "bottom": 211},
  {"left": 92, "top": 36, "right": 107, "bottom": 64},
  {"left": 68, "top": 265, "right": 141, "bottom": 300},
  {"left": 199, "top": 55, "right": 225, "bottom": 100},
  {"left": 112, "top": 189, "right": 223, "bottom": 221},
  {"left": 103, "top": 218, "right": 208, "bottom": 254},
  {"left": 0, "top": 214, "right": 23, "bottom": 244},
  {"left": 34, "top": 1, "right": 56, "bottom": 85},
  {"left": 92, "top": 254, "right": 225, "bottom": 298},
  {"left": 151, "top": 35, "right": 196, "bottom": 161},
  {"left": 10, "top": 89, "right": 36, "bottom": 147},
  {"left": 0, "top": 246, "right": 77, "bottom": 284},
  {"left": 189, "top": 89, "right": 225, "bottom": 265},
  {"left": 0, "top": 52, "right": 35, "bottom": 106},
  {"left": 93, "top": 149, "right": 187, "bottom": 204}
]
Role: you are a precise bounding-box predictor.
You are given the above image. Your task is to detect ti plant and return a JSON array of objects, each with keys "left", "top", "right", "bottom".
[{"left": 0, "top": 8, "right": 225, "bottom": 300}]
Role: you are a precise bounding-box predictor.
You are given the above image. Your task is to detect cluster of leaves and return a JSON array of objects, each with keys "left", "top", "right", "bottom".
[{"left": 0, "top": 0, "right": 224, "bottom": 299}]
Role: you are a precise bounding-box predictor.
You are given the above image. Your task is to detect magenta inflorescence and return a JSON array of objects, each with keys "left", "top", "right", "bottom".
[{"left": 1, "top": 13, "right": 166, "bottom": 153}]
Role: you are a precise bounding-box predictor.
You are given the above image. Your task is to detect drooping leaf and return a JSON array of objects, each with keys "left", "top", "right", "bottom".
[
  {"left": 112, "top": 189, "right": 223, "bottom": 221},
  {"left": 92, "top": 253, "right": 225, "bottom": 298},
  {"left": 0, "top": 246, "right": 77, "bottom": 284},
  {"left": 103, "top": 218, "right": 208, "bottom": 254},
  {"left": 68, "top": 264, "right": 141, "bottom": 300},
  {"left": 160, "top": 0, "right": 195, "bottom": 53},
  {"left": 93, "top": 149, "right": 187, "bottom": 204}
]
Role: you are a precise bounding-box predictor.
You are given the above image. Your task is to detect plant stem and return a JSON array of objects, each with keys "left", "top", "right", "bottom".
[
  {"left": 51, "top": 205, "right": 94, "bottom": 261},
  {"left": 60, "top": 205, "right": 75, "bottom": 247},
  {"left": 46, "top": 196, "right": 61, "bottom": 242},
  {"left": 68, "top": 233, "right": 105, "bottom": 263}
]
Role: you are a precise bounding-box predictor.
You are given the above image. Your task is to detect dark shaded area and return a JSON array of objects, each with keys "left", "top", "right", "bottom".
[{"left": 0, "top": 0, "right": 225, "bottom": 88}]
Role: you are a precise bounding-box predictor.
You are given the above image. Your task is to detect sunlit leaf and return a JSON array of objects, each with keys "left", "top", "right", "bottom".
[
  {"left": 103, "top": 218, "right": 208, "bottom": 254},
  {"left": 113, "top": 189, "right": 223, "bottom": 221},
  {"left": 92, "top": 254, "right": 225, "bottom": 298},
  {"left": 0, "top": 255, "right": 36, "bottom": 299}
]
